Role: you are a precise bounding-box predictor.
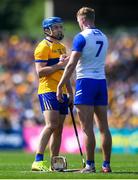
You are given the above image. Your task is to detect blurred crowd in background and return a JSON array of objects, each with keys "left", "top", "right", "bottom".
[{"left": 0, "top": 31, "right": 138, "bottom": 131}]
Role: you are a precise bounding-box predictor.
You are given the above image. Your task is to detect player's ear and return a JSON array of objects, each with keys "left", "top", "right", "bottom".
[{"left": 44, "top": 28, "right": 50, "bottom": 34}]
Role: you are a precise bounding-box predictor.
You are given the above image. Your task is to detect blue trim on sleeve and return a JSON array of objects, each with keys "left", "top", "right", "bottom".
[
  {"left": 34, "top": 58, "right": 59, "bottom": 66},
  {"left": 34, "top": 60, "right": 47, "bottom": 63},
  {"left": 47, "top": 58, "right": 59, "bottom": 66},
  {"left": 72, "top": 34, "right": 86, "bottom": 52}
]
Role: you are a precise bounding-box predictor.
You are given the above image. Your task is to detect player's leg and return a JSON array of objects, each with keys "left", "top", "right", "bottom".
[
  {"left": 94, "top": 106, "right": 112, "bottom": 172},
  {"left": 49, "top": 114, "right": 66, "bottom": 157},
  {"left": 94, "top": 79, "right": 112, "bottom": 172},
  {"left": 76, "top": 104, "right": 96, "bottom": 173},
  {"left": 32, "top": 110, "right": 61, "bottom": 171},
  {"left": 36, "top": 110, "right": 61, "bottom": 154},
  {"left": 95, "top": 106, "right": 112, "bottom": 162},
  {"left": 49, "top": 93, "right": 68, "bottom": 170},
  {"left": 74, "top": 78, "right": 98, "bottom": 173},
  {"left": 32, "top": 92, "right": 62, "bottom": 171}
]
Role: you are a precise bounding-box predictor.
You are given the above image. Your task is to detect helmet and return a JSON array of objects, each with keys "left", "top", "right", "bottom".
[{"left": 42, "top": 17, "right": 63, "bottom": 29}]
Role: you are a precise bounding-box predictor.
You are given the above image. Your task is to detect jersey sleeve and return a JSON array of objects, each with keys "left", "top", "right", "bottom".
[
  {"left": 34, "top": 43, "right": 49, "bottom": 62},
  {"left": 60, "top": 42, "right": 66, "bottom": 54},
  {"left": 72, "top": 33, "right": 86, "bottom": 52},
  {"left": 63, "top": 46, "right": 66, "bottom": 54}
]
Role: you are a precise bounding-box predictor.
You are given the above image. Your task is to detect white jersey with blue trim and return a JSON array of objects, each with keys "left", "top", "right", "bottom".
[{"left": 72, "top": 28, "right": 108, "bottom": 80}]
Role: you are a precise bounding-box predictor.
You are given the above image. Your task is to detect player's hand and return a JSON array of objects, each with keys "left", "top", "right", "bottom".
[
  {"left": 58, "top": 54, "right": 69, "bottom": 67},
  {"left": 59, "top": 54, "right": 68, "bottom": 62},
  {"left": 57, "top": 85, "right": 64, "bottom": 103},
  {"left": 68, "top": 94, "right": 74, "bottom": 110},
  {"left": 58, "top": 59, "right": 68, "bottom": 68}
]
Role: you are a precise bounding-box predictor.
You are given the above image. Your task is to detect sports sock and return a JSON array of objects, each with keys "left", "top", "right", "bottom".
[
  {"left": 103, "top": 160, "right": 110, "bottom": 167},
  {"left": 35, "top": 153, "right": 44, "bottom": 161},
  {"left": 86, "top": 160, "right": 95, "bottom": 167}
]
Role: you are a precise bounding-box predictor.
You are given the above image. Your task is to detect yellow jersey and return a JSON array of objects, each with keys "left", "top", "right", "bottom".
[{"left": 34, "top": 38, "right": 67, "bottom": 94}]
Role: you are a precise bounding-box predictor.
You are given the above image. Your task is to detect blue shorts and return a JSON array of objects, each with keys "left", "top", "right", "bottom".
[
  {"left": 74, "top": 78, "right": 108, "bottom": 106},
  {"left": 38, "top": 92, "right": 68, "bottom": 114}
]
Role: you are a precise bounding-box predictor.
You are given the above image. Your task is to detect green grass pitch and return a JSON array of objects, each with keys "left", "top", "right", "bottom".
[{"left": 0, "top": 151, "right": 138, "bottom": 179}]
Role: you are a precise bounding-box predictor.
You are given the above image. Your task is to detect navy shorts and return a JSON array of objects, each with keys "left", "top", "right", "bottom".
[
  {"left": 74, "top": 78, "right": 108, "bottom": 106},
  {"left": 38, "top": 92, "right": 68, "bottom": 114}
]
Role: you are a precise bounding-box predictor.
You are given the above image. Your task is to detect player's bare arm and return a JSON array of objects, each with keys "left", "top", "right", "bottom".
[
  {"left": 60, "top": 54, "right": 70, "bottom": 62},
  {"left": 57, "top": 51, "right": 81, "bottom": 102},
  {"left": 65, "top": 80, "right": 74, "bottom": 108},
  {"left": 35, "top": 59, "right": 68, "bottom": 78}
]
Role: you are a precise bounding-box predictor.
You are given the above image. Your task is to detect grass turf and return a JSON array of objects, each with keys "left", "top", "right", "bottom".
[{"left": 0, "top": 151, "right": 138, "bottom": 179}]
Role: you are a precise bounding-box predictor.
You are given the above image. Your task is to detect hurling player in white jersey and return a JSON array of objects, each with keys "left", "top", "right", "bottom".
[{"left": 57, "top": 7, "right": 112, "bottom": 173}]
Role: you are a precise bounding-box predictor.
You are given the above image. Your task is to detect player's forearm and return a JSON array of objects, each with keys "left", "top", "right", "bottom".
[
  {"left": 58, "top": 63, "right": 75, "bottom": 87},
  {"left": 66, "top": 80, "right": 73, "bottom": 96},
  {"left": 38, "top": 64, "right": 62, "bottom": 77}
]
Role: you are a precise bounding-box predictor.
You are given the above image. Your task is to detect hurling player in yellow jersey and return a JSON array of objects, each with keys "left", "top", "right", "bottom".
[{"left": 31, "top": 17, "right": 73, "bottom": 171}]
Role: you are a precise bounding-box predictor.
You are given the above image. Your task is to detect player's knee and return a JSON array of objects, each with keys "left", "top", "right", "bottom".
[
  {"left": 82, "top": 125, "right": 92, "bottom": 135},
  {"left": 58, "top": 123, "right": 63, "bottom": 130},
  {"left": 82, "top": 122, "right": 90, "bottom": 131},
  {"left": 56, "top": 125, "right": 63, "bottom": 135},
  {"left": 99, "top": 127, "right": 110, "bottom": 136},
  {"left": 47, "top": 124, "right": 59, "bottom": 132}
]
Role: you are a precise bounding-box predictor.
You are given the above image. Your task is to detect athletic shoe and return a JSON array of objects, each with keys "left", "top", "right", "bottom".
[
  {"left": 102, "top": 165, "right": 112, "bottom": 173},
  {"left": 31, "top": 161, "right": 50, "bottom": 172},
  {"left": 80, "top": 166, "right": 96, "bottom": 173},
  {"left": 49, "top": 166, "right": 54, "bottom": 172}
]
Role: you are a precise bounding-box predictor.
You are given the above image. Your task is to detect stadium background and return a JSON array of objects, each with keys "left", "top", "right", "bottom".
[{"left": 0, "top": 0, "right": 138, "bottom": 154}]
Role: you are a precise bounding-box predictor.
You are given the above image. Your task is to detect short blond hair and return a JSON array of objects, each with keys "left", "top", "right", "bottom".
[{"left": 77, "top": 7, "right": 95, "bottom": 21}]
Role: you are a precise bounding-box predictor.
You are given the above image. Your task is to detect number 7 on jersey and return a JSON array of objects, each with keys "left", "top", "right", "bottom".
[{"left": 95, "top": 41, "right": 103, "bottom": 57}]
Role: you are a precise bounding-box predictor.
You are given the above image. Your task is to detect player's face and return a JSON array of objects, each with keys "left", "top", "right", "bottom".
[{"left": 51, "top": 23, "right": 64, "bottom": 40}]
